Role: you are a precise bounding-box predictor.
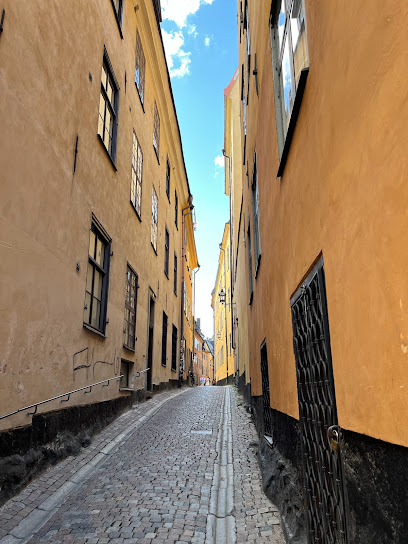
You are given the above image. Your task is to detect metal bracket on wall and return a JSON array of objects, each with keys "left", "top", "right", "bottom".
[{"left": 0, "top": 10, "right": 5, "bottom": 35}]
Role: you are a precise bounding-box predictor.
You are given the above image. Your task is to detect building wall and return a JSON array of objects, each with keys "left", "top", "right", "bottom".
[
  {"left": 224, "top": 70, "right": 249, "bottom": 385},
  {"left": 212, "top": 223, "right": 234, "bottom": 384},
  {"left": 235, "top": 0, "right": 408, "bottom": 541},
  {"left": 0, "top": 0, "right": 196, "bottom": 432}
]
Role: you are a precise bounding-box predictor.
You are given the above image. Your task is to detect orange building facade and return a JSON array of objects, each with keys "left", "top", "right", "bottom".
[{"left": 229, "top": 0, "right": 408, "bottom": 542}]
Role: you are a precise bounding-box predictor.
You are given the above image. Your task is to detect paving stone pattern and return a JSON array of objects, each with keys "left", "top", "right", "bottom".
[{"left": 0, "top": 387, "right": 285, "bottom": 543}]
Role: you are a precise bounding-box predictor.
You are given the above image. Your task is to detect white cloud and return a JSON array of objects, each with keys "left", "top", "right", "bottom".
[
  {"left": 188, "top": 24, "right": 198, "bottom": 38},
  {"left": 204, "top": 36, "right": 211, "bottom": 47},
  {"left": 162, "top": 29, "right": 191, "bottom": 78},
  {"left": 214, "top": 155, "right": 224, "bottom": 168},
  {"left": 161, "top": 0, "right": 215, "bottom": 28}
]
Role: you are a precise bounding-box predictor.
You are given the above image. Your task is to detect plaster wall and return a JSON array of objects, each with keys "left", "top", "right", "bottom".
[
  {"left": 238, "top": 0, "right": 408, "bottom": 447},
  {"left": 0, "top": 0, "right": 195, "bottom": 430}
]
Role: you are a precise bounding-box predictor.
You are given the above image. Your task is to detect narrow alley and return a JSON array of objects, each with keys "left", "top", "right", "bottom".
[{"left": 0, "top": 388, "right": 284, "bottom": 544}]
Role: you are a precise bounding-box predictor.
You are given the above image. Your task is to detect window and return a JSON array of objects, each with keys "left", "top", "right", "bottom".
[
  {"left": 130, "top": 130, "right": 143, "bottom": 218},
  {"left": 241, "top": 65, "right": 247, "bottom": 164},
  {"left": 171, "top": 325, "right": 178, "bottom": 371},
  {"left": 98, "top": 50, "right": 119, "bottom": 162},
  {"left": 151, "top": 185, "right": 158, "bottom": 251},
  {"left": 247, "top": 219, "right": 253, "bottom": 304},
  {"left": 153, "top": 101, "right": 160, "bottom": 160},
  {"left": 270, "top": 0, "right": 309, "bottom": 170},
  {"left": 166, "top": 157, "right": 171, "bottom": 201},
  {"left": 84, "top": 218, "right": 111, "bottom": 334},
  {"left": 135, "top": 29, "right": 145, "bottom": 105},
  {"left": 120, "top": 359, "right": 133, "bottom": 389},
  {"left": 251, "top": 152, "right": 261, "bottom": 274},
  {"left": 161, "top": 312, "right": 168, "bottom": 367},
  {"left": 164, "top": 227, "right": 169, "bottom": 278},
  {"left": 175, "top": 190, "right": 178, "bottom": 228},
  {"left": 174, "top": 253, "right": 178, "bottom": 295},
  {"left": 111, "top": 0, "right": 124, "bottom": 34},
  {"left": 123, "top": 265, "right": 138, "bottom": 350},
  {"left": 245, "top": 1, "right": 251, "bottom": 99}
]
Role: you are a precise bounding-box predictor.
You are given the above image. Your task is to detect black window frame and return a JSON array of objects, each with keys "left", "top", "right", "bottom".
[
  {"left": 135, "top": 28, "right": 146, "bottom": 108},
  {"left": 247, "top": 219, "right": 253, "bottom": 305},
  {"left": 110, "top": 0, "right": 124, "bottom": 38},
  {"left": 164, "top": 226, "right": 170, "bottom": 278},
  {"left": 130, "top": 129, "right": 143, "bottom": 219},
  {"left": 166, "top": 157, "right": 171, "bottom": 202},
  {"left": 175, "top": 190, "right": 178, "bottom": 229},
  {"left": 174, "top": 252, "right": 178, "bottom": 295},
  {"left": 83, "top": 216, "right": 111, "bottom": 336},
  {"left": 98, "top": 48, "right": 120, "bottom": 167},
  {"left": 153, "top": 101, "right": 160, "bottom": 162},
  {"left": 251, "top": 151, "right": 261, "bottom": 276},
  {"left": 123, "top": 264, "right": 138, "bottom": 351},
  {"left": 161, "top": 312, "right": 168, "bottom": 367},
  {"left": 120, "top": 358, "right": 133, "bottom": 389},
  {"left": 171, "top": 325, "right": 178, "bottom": 372}
]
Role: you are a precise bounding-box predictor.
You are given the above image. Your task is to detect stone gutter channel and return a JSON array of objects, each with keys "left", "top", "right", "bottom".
[
  {"left": 0, "top": 389, "right": 189, "bottom": 544},
  {"left": 206, "top": 387, "right": 236, "bottom": 544}
]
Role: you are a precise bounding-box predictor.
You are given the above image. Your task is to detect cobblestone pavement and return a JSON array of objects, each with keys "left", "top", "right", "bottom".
[{"left": 0, "top": 387, "right": 285, "bottom": 544}]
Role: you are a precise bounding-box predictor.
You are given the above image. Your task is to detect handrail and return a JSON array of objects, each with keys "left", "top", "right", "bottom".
[{"left": 0, "top": 375, "right": 124, "bottom": 421}]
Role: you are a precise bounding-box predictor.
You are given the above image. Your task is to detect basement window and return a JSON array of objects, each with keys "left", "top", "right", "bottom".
[{"left": 120, "top": 359, "right": 133, "bottom": 389}]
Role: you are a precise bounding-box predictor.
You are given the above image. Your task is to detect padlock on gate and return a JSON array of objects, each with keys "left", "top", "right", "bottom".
[{"left": 328, "top": 425, "right": 342, "bottom": 453}]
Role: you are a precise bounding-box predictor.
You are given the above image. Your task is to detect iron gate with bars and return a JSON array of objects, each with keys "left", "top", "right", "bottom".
[
  {"left": 291, "top": 257, "right": 348, "bottom": 544},
  {"left": 260, "top": 341, "right": 272, "bottom": 436}
]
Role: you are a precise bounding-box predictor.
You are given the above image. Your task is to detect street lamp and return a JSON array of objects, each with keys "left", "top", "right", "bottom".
[{"left": 219, "top": 288, "right": 226, "bottom": 305}]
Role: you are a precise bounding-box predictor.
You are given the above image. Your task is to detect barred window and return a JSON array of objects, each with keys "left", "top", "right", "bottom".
[
  {"left": 166, "top": 157, "right": 171, "bottom": 201},
  {"left": 161, "top": 312, "right": 168, "bottom": 367},
  {"left": 171, "top": 325, "right": 178, "bottom": 371},
  {"left": 251, "top": 152, "right": 261, "bottom": 274},
  {"left": 98, "top": 51, "right": 119, "bottom": 161},
  {"left": 135, "top": 29, "right": 146, "bottom": 105},
  {"left": 153, "top": 102, "right": 160, "bottom": 160},
  {"left": 164, "top": 227, "right": 169, "bottom": 278},
  {"left": 130, "top": 130, "right": 143, "bottom": 218},
  {"left": 123, "top": 265, "right": 138, "bottom": 350},
  {"left": 84, "top": 219, "right": 111, "bottom": 334},
  {"left": 151, "top": 185, "right": 158, "bottom": 251}
]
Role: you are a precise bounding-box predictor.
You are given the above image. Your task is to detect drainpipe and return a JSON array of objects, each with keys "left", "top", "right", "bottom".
[
  {"left": 219, "top": 244, "right": 229, "bottom": 385},
  {"left": 222, "top": 149, "right": 235, "bottom": 354},
  {"left": 180, "top": 196, "right": 194, "bottom": 387}
]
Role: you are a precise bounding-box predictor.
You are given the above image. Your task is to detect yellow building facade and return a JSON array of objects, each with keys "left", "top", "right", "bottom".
[
  {"left": 0, "top": 0, "right": 197, "bottom": 500},
  {"left": 212, "top": 223, "right": 234, "bottom": 385}
]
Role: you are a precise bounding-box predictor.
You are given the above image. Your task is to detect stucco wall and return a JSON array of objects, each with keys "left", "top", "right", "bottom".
[
  {"left": 0, "top": 1, "right": 195, "bottom": 430},
  {"left": 238, "top": 0, "right": 408, "bottom": 447}
]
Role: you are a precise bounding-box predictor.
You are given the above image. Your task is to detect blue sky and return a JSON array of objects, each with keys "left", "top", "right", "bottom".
[{"left": 160, "top": 0, "right": 238, "bottom": 338}]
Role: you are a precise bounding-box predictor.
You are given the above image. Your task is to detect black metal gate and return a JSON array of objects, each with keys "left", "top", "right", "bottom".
[
  {"left": 291, "top": 258, "right": 348, "bottom": 543},
  {"left": 260, "top": 341, "right": 272, "bottom": 436}
]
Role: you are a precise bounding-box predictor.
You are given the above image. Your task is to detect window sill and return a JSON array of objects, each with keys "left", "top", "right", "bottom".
[
  {"left": 249, "top": 291, "right": 253, "bottom": 306},
  {"left": 83, "top": 323, "right": 107, "bottom": 339},
  {"left": 119, "top": 387, "right": 134, "bottom": 392},
  {"left": 277, "top": 67, "right": 309, "bottom": 178},
  {"left": 164, "top": 272, "right": 169, "bottom": 280},
  {"left": 151, "top": 243, "right": 157, "bottom": 255},
  {"left": 130, "top": 201, "right": 142, "bottom": 222},
  {"left": 135, "top": 84, "right": 145, "bottom": 112},
  {"left": 263, "top": 435, "right": 273, "bottom": 448},
  {"left": 123, "top": 344, "right": 136, "bottom": 353},
  {"left": 161, "top": 363, "right": 167, "bottom": 368},
  {"left": 97, "top": 134, "right": 118, "bottom": 171},
  {"left": 171, "top": 367, "right": 177, "bottom": 373}
]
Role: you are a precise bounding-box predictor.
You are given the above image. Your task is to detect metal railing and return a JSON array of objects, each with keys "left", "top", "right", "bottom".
[
  {"left": 0, "top": 376, "right": 125, "bottom": 420},
  {"left": 0, "top": 368, "right": 151, "bottom": 421}
]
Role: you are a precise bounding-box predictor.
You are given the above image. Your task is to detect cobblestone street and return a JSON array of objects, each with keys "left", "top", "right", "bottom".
[{"left": 0, "top": 387, "right": 284, "bottom": 544}]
